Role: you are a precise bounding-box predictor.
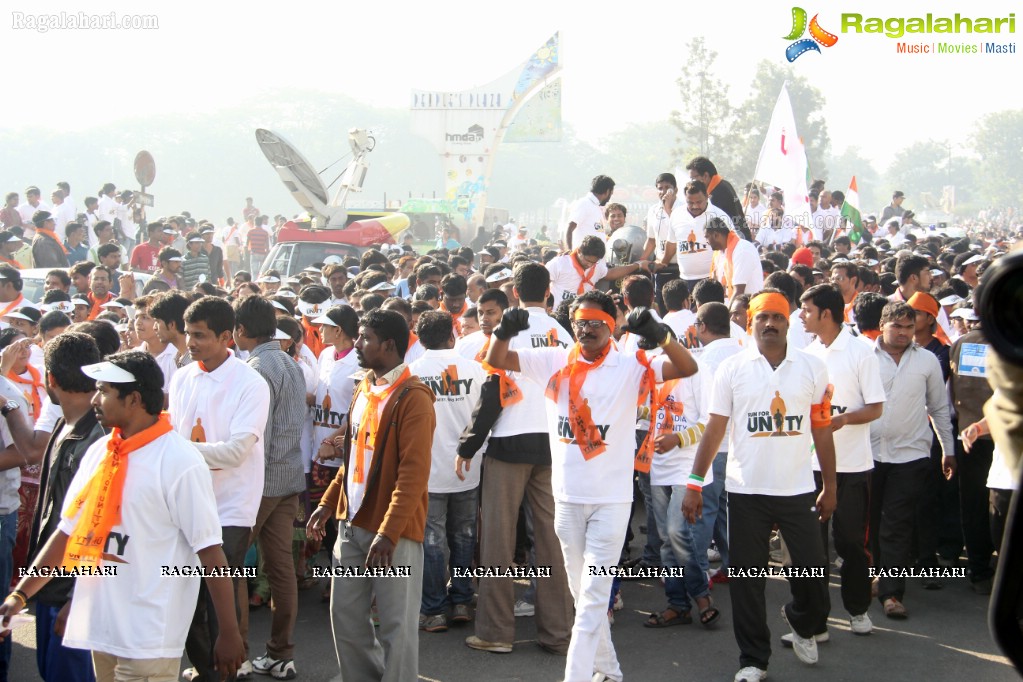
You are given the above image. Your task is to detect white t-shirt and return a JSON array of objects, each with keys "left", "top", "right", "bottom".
[
  {"left": 787, "top": 309, "right": 814, "bottom": 351},
  {"left": 546, "top": 253, "right": 608, "bottom": 305},
  {"left": 713, "top": 237, "right": 763, "bottom": 298},
  {"left": 169, "top": 355, "right": 270, "bottom": 527},
  {"left": 645, "top": 204, "right": 676, "bottom": 263},
  {"left": 405, "top": 339, "right": 425, "bottom": 365},
  {"left": 0, "top": 379, "right": 27, "bottom": 514},
  {"left": 34, "top": 395, "right": 63, "bottom": 434},
  {"left": 567, "top": 193, "right": 607, "bottom": 250},
  {"left": 669, "top": 203, "right": 734, "bottom": 280},
  {"left": 455, "top": 330, "right": 489, "bottom": 362},
  {"left": 662, "top": 309, "right": 701, "bottom": 356},
  {"left": 649, "top": 373, "right": 709, "bottom": 487},
  {"left": 51, "top": 202, "right": 75, "bottom": 242},
  {"left": 347, "top": 383, "right": 390, "bottom": 518},
  {"left": 987, "top": 445, "right": 1018, "bottom": 491},
  {"left": 58, "top": 430, "right": 222, "bottom": 659},
  {"left": 18, "top": 201, "right": 50, "bottom": 225},
  {"left": 709, "top": 346, "right": 830, "bottom": 496},
  {"left": 155, "top": 344, "right": 179, "bottom": 394},
  {"left": 410, "top": 348, "right": 487, "bottom": 493},
  {"left": 803, "top": 329, "right": 885, "bottom": 472},
  {"left": 516, "top": 344, "right": 667, "bottom": 504},
  {"left": 746, "top": 204, "right": 766, "bottom": 233},
  {"left": 297, "top": 348, "right": 318, "bottom": 473},
  {"left": 312, "top": 349, "right": 361, "bottom": 469}
]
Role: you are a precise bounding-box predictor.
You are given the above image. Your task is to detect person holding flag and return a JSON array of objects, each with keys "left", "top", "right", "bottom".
[{"left": 484, "top": 290, "right": 698, "bottom": 682}]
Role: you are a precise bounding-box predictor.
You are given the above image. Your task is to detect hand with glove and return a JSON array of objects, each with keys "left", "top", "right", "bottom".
[
  {"left": 627, "top": 307, "right": 669, "bottom": 347},
  {"left": 493, "top": 308, "right": 531, "bottom": 340}
]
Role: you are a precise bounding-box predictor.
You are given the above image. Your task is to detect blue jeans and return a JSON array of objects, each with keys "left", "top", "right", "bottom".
[
  {"left": 422, "top": 489, "right": 478, "bottom": 615},
  {"left": 36, "top": 603, "right": 96, "bottom": 682},
  {"left": 651, "top": 485, "right": 710, "bottom": 613},
  {"left": 694, "top": 451, "right": 729, "bottom": 572},
  {"left": 0, "top": 511, "right": 15, "bottom": 682}
]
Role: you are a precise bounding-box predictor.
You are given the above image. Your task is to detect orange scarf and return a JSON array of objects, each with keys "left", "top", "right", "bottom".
[
  {"left": 632, "top": 350, "right": 658, "bottom": 472},
  {"left": 706, "top": 175, "right": 723, "bottom": 195},
  {"left": 861, "top": 329, "right": 881, "bottom": 341},
  {"left": 569, "top": 251, "right": 599, "bottom": 295},
  {"left": 62, "top": 413, "right": 173, "bottom": 569},
  {"left": 476, "top": 336, "right": 523, "bottom": 407},
  {"left": 37, "top": 228, "right": 69, "bottom": 255},
  {"left": 711, "top": 231, "right": 740, "bottom": 299},
  {"left": 440, "top": 301, "right": 467, "bottom": 336},
  {"left": 8, "top": 364, "right": 43, "bottom": 419},
  {"left": 88, "top": 291, "right": 114, "bottom": 320},
  {"left": 0, "top": 294, "right": 24, "bottom": 319},
  {"left": 638, "top": 378, "right": 683, "bottom": 461},
  {"left": 352, "top": 367, "right": 410, "bottom": 484},
  {"left": 545, "top": 342, "right": 611, "bottom": 460},
  {"left": 843, "top": 299, "right": 856, "bottom": 324},
  {"left": 302, "top": 316, "right": 325, "bottom": 358},
  {"left": 0, "top": 255, "right": 22, "bottom": 269},
  {"left": 795, "top": 226, "right": 808, "bottom": 246}
]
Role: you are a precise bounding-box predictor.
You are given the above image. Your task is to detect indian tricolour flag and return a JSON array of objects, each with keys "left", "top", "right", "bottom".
[{"left": 841, "top": 176, "right": 863, "bottom": 242}]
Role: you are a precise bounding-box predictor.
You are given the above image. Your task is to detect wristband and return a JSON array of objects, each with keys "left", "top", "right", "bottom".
[
  {"left": 7, "top": 590, "right": 27, "bottom": 609},
  {"left": 688, "top": 473, "right": 705, "bottom": 483},
  {"left": 659, "top": 336, "right": 671, "bottom": 348},
  {"left": 686, "top": 482, "right": 703, "bottom": 492}
]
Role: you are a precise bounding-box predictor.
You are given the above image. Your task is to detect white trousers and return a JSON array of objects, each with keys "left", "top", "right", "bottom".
[{"left": 554, "top": 501, "right": 631, "bottom": 682}]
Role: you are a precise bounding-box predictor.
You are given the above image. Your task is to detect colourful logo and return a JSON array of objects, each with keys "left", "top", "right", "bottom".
[{"left": 784, "top": 7, "right": 839, "bottom": 61}]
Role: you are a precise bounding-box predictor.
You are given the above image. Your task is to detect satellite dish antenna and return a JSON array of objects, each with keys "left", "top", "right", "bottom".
[{"left": 255, "top": 129, "right": 346, "bottom": 228}]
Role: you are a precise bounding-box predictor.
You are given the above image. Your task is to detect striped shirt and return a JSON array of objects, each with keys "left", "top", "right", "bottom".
[
  {"left": 246, "top": 226, "right": 271, "bottom": 255},
  {"left": 247, "top": 341, "right": 307, "bottom": 497},
  {"left": 181, "top": 252, "right": 211, "bottom": 289}
]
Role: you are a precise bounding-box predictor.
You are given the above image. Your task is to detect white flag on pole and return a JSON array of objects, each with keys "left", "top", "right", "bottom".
[{"left": 752, "top": 84, "right": 810, "bottom": 226}]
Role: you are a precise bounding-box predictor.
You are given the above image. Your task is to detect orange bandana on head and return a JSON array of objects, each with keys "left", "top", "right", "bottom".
[
  {"left": 573, "top": 307, "right": 616, "bottom": 333},
  {"left": 907, "top": 292, "right": 951, "bottom": 345},
  {"left": 746, "top": 292, "right": 791, "bottom": 333},
  {"left": 62, "top": 413, "right": 173, "bottom": 569}
]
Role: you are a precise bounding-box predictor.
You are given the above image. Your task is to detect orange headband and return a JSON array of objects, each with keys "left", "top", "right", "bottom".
[
  {"left": 747, "top": 292, "right": 791, "bottom": 330},
  {"left": 574, "top": 307, "right": 617, "bottom": 333},
  {"left": 907, "top": 292, "right": 939, "bottom": 319}
]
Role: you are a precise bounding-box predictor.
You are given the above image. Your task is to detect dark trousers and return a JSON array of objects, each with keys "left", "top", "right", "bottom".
[
  {"left": 958, "top": 438, "right": 995, "bottom": 582},
  {"left": 185, "top": 525, "right": 251, "bottom": 682},
  {"left": 728, "top": 492, "right": 829, "bottom": 671},
  {"left": 815, "top": 470, "right": 871, "bottom": 627},
  {"left": 871, "top": 459, "right": 929, "bottom": 602},
  {"left": 915, "top": 436, "right": 963, "bottom": 566}
]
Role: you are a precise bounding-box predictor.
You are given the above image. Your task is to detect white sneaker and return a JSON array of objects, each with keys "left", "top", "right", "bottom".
[
  {"left": 612, "top": 593, "right": 624, "bottom": 611},
  {"left": 781, "top": 631, "right": 829, "bottom": 646},
  {"left": 514, "top": 599, "right": 535, "bottom": 617},
  {"left": 181, "top": 669, "right": 199, "bottom": 682},
  {"left": 708, "top": 546, "right": 722, "bottom": 562},
  {"left": 237, "top": 660, "right": 253, "bottom": 679},
  {"left": 850, "top": 613, "right": 873, "bottom": 635},
  {"left": 781, "top": 606, "right": 818, "bottom": 665},
  {"left": 734, "top": 666, "right": 768, "bottom": 681}
]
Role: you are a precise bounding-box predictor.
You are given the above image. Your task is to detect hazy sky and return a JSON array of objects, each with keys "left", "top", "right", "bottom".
[{"left": 4, "top": 0, "right": 1020, "bottom": 169}]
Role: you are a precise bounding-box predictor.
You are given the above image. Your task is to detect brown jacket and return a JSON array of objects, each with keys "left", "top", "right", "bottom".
[{"left": 320, "top": 374, "right": 436, "bottom": 544}]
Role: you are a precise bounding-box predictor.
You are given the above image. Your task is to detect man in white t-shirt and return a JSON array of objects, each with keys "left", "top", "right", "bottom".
[
  {"left": 639, "top": 173, "right": 681, "bottom": 312},
  {"left": 409, "top": 311, "right": 487, "bottom": 633},
  {"left": 545, "top": 235, "right": 646, "bottom": 306},
  {"left": 0, "top": 351, "right": 245, "bottom": 681},
  {"left": 683, "top": 290, "right": 837, "bottom": 681},
  {"left": 658, "top": 180, "right": 734, "bottom": 289},
  {"left": 565, "top": 175, "right": 615, "bottom": 251},
  {"left": 798, "top": 284, "right": 886, "bottom": 640},
  {"left": 706, "top": 218, "right": 763, "bottom": 304},
  {"left": 745, "top": 187, "right": 766, "bottom": 237},
  {"left": 485, "top": 290, "right": 698, "bottom": 682},
  {"left": 170, "top": 297, "right": 271, "bottom": 682}
]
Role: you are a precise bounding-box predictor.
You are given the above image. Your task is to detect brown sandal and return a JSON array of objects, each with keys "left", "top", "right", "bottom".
[{"left": 644, "top": 607, "right": 692, "bottom": 628}]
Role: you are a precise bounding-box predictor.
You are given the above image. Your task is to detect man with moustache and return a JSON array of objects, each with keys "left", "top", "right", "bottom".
[{"left": 306, "top": 309, "right": 436, "bottom": 682}]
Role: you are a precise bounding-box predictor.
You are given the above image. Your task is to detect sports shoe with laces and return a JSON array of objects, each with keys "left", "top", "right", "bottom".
[
  {"left": 514, "top": 599, "right": 535, "bottom": 617},
  {"left": 781, "top": 630, "right": 829, "bottom": 646},
  {"left": 734, "top": 666, "right": 768, "bottom": 681},
  {"left": 780, "top": 606, "right": 818, "bottom": 665},
  {"left": 237, "top": 660, "right": 253, "bottom": 679},
  {"left": 252, "top": 653, "right": 297, "bottom": 680},
  {"left": 850, "top": 613, "right": 873, "bottom": 634}
]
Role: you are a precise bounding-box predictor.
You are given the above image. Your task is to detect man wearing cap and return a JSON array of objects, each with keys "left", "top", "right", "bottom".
[
  {"left": 31, "top": 212, "right": 69, "bottom": 269},
  {"left": 0, "top": 267, "right": 26, "bottom": 321},
  {"left": 0, "top": 232, "right": 23, "bottom": 269},
  {"left": 953, "top": 253, "right": 984, "bottom": 290},
  {"left": 198, "top": 225, "right": 225, "bottom": 284},
  {"left": 546, "top": 236, "right": 646, "bottom": 306},
  {"left": 707, "top": 218, "right": 762, "bottom": 303},
  {"left": 181, "top": 233, "right": 212, "bottom": 290},
  {"left": 298, "top": 286, "right": 332, "bottom": 359},
  {"left": 130, "top": 223, "right": 167, "bottom": 274},
  {"left": 879, "top": 191, "right": 906, "bottom": 227},
  {"left": 169, "top": 297, "right": 271, "bottom": 681},
  {"left": 485, "top": 289, "right": 697, "bottom": 682},
  {"left": 0, "top": 350, "right": 246, "bottom": 681},
  {"left": 153, "top": 247, "right": 183, "bottom": 290},
  {"left": 869, "top": 302, "right": 955, "bottom": 619},
  {"left": 1, "top": 308, "right": 41, "bottom": 340},
  {"left": 683, "top": 290, "right": 837, "bottom": 681}
]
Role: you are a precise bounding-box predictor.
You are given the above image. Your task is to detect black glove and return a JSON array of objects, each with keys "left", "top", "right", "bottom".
[
  {"left": 493, "top": 308, "right": 530, "bottom": 340},
  {"left": 626, "top": 307, "right": 667, "bottom": 346},
  {"left": 637, "top": 324, "right": 673, "bottom": 351}
]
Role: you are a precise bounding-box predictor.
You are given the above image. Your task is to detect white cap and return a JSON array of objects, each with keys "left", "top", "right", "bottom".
[
  {"left": 484, "top": 268, "right": 512, "bottom": 283},
  {"left": 866, "top": 259, "right": 879, "bottom": 266},
  {"left": 71, "top": 296, "right": 90, "bottom": 307},
  {"left": 162, "top": 227, "right": 177, "bottom": 235},
  {"left": 46, "top": 301, "right": 76, "bottom": 315},
  {"left": 81, "top": 361, "right": 136, "bottom": 383},
  {"left": 276, "top": 290, "right": 297, "bottom": 299},
  {"left": 310, "top": 314, "right": 337, "bottom": 327},
  {"left": 3, "top": 235, "right": 20, "bottom": 243},
  {"left": 297, "top": 300, "right": 324, "bottom": 317},
  {"left": 258, "top": 276, "right": 281, "bottom": 284},
  {"left": 323, "top": 255, "right": 344, "bottom": 265},
  {"left": 367, "top": 281, "right": 395, "bottom": 293},
  {"left": 166, "top": 256, "right": 184, "bottom": 262},
  {"left": 939, "top": 294, "right": 964, "bottom": 306},
  {"left": 101, "top": 300, "right": 125, "bottom": 309},
  {"left": 274, "top": 327, "right": 291, "bottom": 341},
  {"left": 963, "top": 254, "right": 985, "bottom": 266},
  {"left": 270, "top": 300, "right": 290, "bottom": 314},
  {"left": 2, "top": 311, "right": 36, "bottom": 323},
  {"left": 930, "top": 268, "right": 945, "bottom": 277},
  {"left": 950, "top": 308, "right": 979, "bottom": 321},
  {"left": 187, "top": 237, "right": 204, "bottom": 243},
  {"left": 115, "top": 323, "right": 130, "bottom": 333}
]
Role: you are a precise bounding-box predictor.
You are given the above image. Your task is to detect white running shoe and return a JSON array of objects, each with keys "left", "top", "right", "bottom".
[
  {"left": 850, "top": 613, "right": 873, "bottom": 635},
  {"left": 514, "top": 599, "right": 535, "bottom": 617},
  {"left": 781, "top": 606, "right": 818, "bottom": 665},
  {"left": 734, "top": 666, "right": 768, "bottom": 681}
]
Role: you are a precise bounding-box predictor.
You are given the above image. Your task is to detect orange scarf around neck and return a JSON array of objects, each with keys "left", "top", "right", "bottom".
[
  {"left": 476, "top": 335, "right": 522, "bottom": 407},
  {"left": 570, "top": 252, "right": 599, "bottom": 295},
  {"left": 351, "top": 367, "right": 411, "bottom": 484},
  {"left": 8, "top": 364, "right": 43, "bottom": 419},
  {"left": 37, "top": 228, "right": 69, "bottom": 255}
]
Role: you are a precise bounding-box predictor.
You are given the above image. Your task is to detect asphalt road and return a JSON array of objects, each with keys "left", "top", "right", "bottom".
[{"left": 8, "top": 537, "right": 1018, "bottom": 681}]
